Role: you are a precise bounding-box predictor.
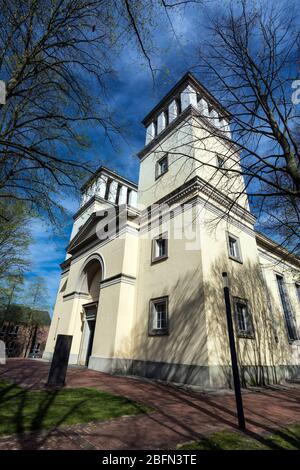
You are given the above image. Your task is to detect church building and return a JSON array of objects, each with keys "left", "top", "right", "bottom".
[{"left": 44, "top": 73, "right": 300, "bottom": 388}]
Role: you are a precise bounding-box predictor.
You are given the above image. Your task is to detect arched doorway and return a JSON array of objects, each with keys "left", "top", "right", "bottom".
[{"left": 78, "top": 256, "right": 104, "bottom": 366}]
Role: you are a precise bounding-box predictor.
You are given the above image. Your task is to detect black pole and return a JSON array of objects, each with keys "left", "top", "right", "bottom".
[{"left": 222, "top": 272, "right": 246, "bottom": 431}]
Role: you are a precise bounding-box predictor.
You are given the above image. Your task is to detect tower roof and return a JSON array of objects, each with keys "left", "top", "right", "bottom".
[
  {"left": 81, "top": 165, "right": 138, "bottom": 193},
  {"left": 142, "top": 71, "right": 231, "bottom": 127}
]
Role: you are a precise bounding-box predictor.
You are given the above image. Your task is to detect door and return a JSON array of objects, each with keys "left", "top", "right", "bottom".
[
  {"left": 78, "top": 302, "right": 98, "bottom": 366},
  {"left": 85, "top": 320, "right": 95, "bottom": 366}
]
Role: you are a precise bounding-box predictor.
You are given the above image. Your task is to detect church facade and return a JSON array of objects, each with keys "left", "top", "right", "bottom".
[{"left": 44, "top": 73, "right": 300, "bottom": 388}]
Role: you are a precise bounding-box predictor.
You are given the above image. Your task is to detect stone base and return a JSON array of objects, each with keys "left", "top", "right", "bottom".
[
  {"left": 88, "top": 356, "right": 300, "bottom": 389},
  {"left": 42, "top": 351, "right": 78, "bottom": 365}
]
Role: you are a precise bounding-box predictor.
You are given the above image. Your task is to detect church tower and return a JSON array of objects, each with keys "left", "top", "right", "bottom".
[{"left": 137, "top": 72, "right": 249, "bottom": 212}]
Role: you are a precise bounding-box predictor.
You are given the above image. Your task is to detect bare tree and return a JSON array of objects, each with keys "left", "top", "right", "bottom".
[
  {"left": 162, "top": 0, "right": 300, "bottom": 255},
  {"left": 201, "top": 0, "right": 300, "bottom": 253},
  {"left": 0, "top": 0, "right": 176, "bottom": 222}
]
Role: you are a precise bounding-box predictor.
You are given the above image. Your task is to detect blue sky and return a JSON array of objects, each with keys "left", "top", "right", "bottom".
[{"left": 25, "top": 3, "right": 204, "bottom": 314}]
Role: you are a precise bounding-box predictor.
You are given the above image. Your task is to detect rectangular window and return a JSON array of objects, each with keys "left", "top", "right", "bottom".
[
  {"left": 104, "top": 178, "right": 112, "bottom": 200},
  {"left": 276, "top": 275, "right": 298, "bottom": 341},
  {"left": 149, "top": 297, "right": 169, "bottom": 336},
  {"left": 175, "top": 97, "right": 181, "bottom": 115},
  {"left": 126, "top": 188, "right": 132, "bottom": 205},
  {"left": 152, "top": 233, "right": 168, "bottom": 263},
  {"left": 233, "top": 298, "right": 254, "bottom": 338},
  {"left": 115, "top": 184, "right": 121, "bottom": 205},
  {"left": 217, "top": 155, "right": 225, "bottom": 169},
  {"left": 163, "top": 109, "right": 169, "bottom": 127},
  {"left": 296, "top": 284, "right": 300, "bottom": 304},
  {"left": 0, "top": 324, "right": 7, "bottom": 336},
  {"left": 227, "top": 232, "right": 242, "bottom": 263},
  {"left": 155, "top": 154, "right": 168, "bottom": 179}
]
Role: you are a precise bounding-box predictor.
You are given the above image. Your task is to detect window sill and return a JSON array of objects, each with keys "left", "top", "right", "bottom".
[
  {"left": 288, "top": 338, "right": 300, "bottom": 346},
  {"left": 237, "top": 332, "right": 255, "bottom": 340},
  {"left": 228, "top": 255, "right": 243, "bottom": 264},
  {"left": 148, "top": 329, "right": 169, "bottom": 337},
  {"left": 151, "top": 255, "right": 168, "bottom": 265},
  {"left": 155, "top": 170, "right": 168, "bottom": 181}
]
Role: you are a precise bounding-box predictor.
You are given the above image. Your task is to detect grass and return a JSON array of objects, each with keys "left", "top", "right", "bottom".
[
  {"left": 178, "top": 424, "right": 300, "bottom": 450},
  {"left": 0, "top": 380, "right": 150, "bottom": 437}
]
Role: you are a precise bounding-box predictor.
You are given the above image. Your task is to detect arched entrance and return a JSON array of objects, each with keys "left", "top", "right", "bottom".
[{"left": 78, "top": 255, "right": 104, "bottom": 366}]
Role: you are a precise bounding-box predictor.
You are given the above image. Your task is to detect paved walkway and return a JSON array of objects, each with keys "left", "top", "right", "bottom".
[{"left": 1, "top": 359, "right": 300, "bottom": 450}]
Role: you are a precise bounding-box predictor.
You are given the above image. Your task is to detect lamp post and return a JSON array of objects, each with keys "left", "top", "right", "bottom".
[{"left": 222, "top": 271, "right": 246, "bottom": 431}]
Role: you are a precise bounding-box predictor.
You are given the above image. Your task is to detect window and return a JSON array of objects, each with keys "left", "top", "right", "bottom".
[
  {"left": 156, "top": 154, "right": 168, "bottom": 179},
  {"left": 0, "top": 324, "right": 7, "bottom": 336},
  {"left": 126, "top": 188, "right": 132, "bottom": 205},
  {"left": 9, "top": 325, "right": 19, "bottom": 336},
  {"left": 152, "top": 233, "right": 168, "bottom": 263},
  {"left": 30, "top": 342, "right": 41, "bottom": 357},
  {"left": 104, "top": 178, "right": 112, "bottom": 200},
  {"left": 276, "top": 275, "right": 298, "bottom": 341},
  {"left": 115, "top": 184, "right": 121, "bottom": 205},
  {"left": 217, "top": 155, "right": 225, "bottom": 169},
  {"left": 233, "top": 298, "right": 254, "bottom": 338},
  {"left": 7, "top": 341, "right": 16, "bottom": 356},
  {"left": 175, "top": 97, "right": 181, "bottom": 115},
  {"left": 149, "top": 297, "right": 169, "bottom": 335},
  {"left": 153, "top": 120, "right": 158, "bottom": 137},
  {"left": 296, "top": 284, "right": 300, "bottom": 304},
  {"left": 227, "top": 233, "right": 242, "bottom": 263},
  {"left": 163, "top": 109, "right": 169, "bottom": 127}
]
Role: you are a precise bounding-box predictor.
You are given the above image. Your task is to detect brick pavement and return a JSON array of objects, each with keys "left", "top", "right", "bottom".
[{"left": 1, "top": 359, "right": 300, "bottom": 450}]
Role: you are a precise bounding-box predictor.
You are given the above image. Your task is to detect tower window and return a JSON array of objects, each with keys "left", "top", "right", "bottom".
[
  {"left": 149, "top": 297, "right": 169, "bottom": 336},
  {"left": 104, "top": 178, "right": 112, "bottom": 200},
  {"left": 276, "top": 275, "right": 298, "bottom": 341},
  {"left": 175, "top": 97, "right": 181, "bottom": 116},
  {"left": 126, "top": 188, "right": 132, "bottom": 205},
  {"left": 296, "top": 283, "right": 300, "bottom": 304},
  {"left": 233, "top": 298, "right": 254, "bottom": 338},
  {"left": 115, "top": 184, "right": 121, "bottom": 205},
  {"left": 155, "top": 154, "right": 168, "bottom": 179},
  {"left": 163, "top": 109, "right": 169, "bottom": 127},
  {"left": 227, "top": 232, "right": 242, "bottom": 263},
  {"left": 152, "top": 233, "right": 168, "bottom": 263}
]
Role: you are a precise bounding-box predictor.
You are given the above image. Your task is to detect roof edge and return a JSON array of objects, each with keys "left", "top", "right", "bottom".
[
  {"left": 81, "top": 165, "right": 138, "bottom": 193},
  {"left": 142, "top": 71, "right": 231, "bottom": 127}
]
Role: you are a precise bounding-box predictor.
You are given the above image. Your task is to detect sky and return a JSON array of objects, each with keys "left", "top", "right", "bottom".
[{"left": 25, "top": 2, "right": 204, "bottom": 314}]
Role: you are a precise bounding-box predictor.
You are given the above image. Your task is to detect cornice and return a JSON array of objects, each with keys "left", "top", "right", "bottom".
[
  {"left": 255, "top": 232, "right": 300, "bottom": 268},
  {"left": 149, "top": 175, "right": 256, "bottom": 227},
  {"left": 73, "top": 195, "right": 115, "bottom": 221},
  {"left": 81, "top": 165, "right": 138, "bottom": 193},
  {"left": 63, "top": 291, "right": 90, "bottom": 301},
  {"left": 100, "top": 273, "right": 136, "bottom": 288},
  {"left": 138, "top": 104, "right": 238, "bottom": 160}
]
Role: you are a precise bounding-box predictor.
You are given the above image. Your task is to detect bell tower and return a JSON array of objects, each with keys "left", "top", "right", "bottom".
[
  {"left": 69, "top": 166, "right": 138, "bottom": 242},
  {"left": 137, "top": 72, "right": 249, "bottom": 212}
]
